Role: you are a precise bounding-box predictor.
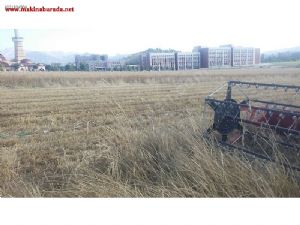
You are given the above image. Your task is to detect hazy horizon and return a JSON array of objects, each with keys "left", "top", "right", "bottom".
[{"left": 1, "top": 28, "right": 299, "bottom": 57}]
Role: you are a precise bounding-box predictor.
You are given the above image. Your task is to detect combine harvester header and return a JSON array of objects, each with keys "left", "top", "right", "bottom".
[{"left": 204, "top": 80, "right": 300, "bottom": 171}]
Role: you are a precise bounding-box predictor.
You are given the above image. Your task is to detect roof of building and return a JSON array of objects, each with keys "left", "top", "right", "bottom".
[
  {"left": 0, "top": 54, "right": 7, "bottom": 61},
  {"left": 0, "top": 61, "right": 9, "bottom": 67},
  {"left": 20, "top": 58, "right": 32, "bottom": 64}
]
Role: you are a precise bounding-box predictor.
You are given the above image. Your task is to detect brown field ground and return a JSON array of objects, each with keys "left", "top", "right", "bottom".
[{"left": 1, "top": 68, "right": 300, "bottom": 197}]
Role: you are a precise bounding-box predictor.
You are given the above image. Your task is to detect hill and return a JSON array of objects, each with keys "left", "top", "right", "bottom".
[
  {"left": 262, "top": 46, "right": 300, "bottom": 63},
  {"left": 263, "top": 46, "right": 300, "bottom": 55},
  {"left": 0, "top": 48, "right": 76, "bottom": 64}
]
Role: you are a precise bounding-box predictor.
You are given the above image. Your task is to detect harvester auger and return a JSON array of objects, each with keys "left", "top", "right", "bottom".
[{"left": 204, "top": 80, "right": 300, "bottom": 171}]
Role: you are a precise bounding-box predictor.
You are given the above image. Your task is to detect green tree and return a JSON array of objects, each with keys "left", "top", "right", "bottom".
[
  {"left": 51, "top": 63, "right": 61, "bottom": 71},
  {"left": 79, "top": 63, "right": 89, "bottom": 71},
  {"left": 65, "top": 64, "right": 76, "bottom": 71},
  {"left": 32, "top": 65, "right": 38, "bottom": 70},
  {"left": 45, "top": 65, "right": 52, "bottom": 71},
  {"left": 11, "top": 64, "right": 19, "bottom": 70}
]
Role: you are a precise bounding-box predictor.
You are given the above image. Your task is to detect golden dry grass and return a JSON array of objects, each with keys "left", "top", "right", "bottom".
[{"left": 0, "top": 68, "right": 300, "bottom": 197}]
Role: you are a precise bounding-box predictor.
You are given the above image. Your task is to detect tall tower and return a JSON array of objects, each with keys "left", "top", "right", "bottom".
[{"left": 12, "top": 29, "right": 25, "bottom": 63}]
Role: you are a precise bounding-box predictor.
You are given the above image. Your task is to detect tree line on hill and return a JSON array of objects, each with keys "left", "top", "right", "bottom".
[
  {"left": 45, "top": 63, "right": 78, "bottom": 71},
  {"left": 262, "top": 51, "right": 300, "bottom": 63},
  {"left": 44, "top": 63, "right": 140, "bottom": 72}
]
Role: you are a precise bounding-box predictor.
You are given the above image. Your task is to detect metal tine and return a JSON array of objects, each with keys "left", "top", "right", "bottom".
[
  {"left": 287, "top": 118, "right": 297, "bottom": 133},
  {"left": 268, "top": 110, "right": 273, "bottom": 117},
  {"left": 248, "top": 101, "right": 252, "bottom": 112},
  {"left": 207, "top": 82, "right": 227, "bottom": 98}
]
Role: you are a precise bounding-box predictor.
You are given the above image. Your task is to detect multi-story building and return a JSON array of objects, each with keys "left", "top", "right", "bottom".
[
  {"left": 200, "top": 47, "right": 232, "bottom": 68},
  {"left": 140, "top": 53, "right": 176, "bottom": 71},
  {"left": 231, "top": 47, "right": 260, "bottom": 66},
  {"left": 175, "top": 52, "right": 201, "bottom": 70},
  {"left": 140, "top": 46, "right": 260, "bottom": 70},
  {"left": 0, "top": 53, "right": 9, "bottom": 70},
  {"left": 140, "top": 53, "right": 158, "bottom": 70},
  {"left": 192, "top": 46, "right": 202, "bottom": 53},
  {"left": 140, "top": 53, "right": 150, "bottom": 71},
  {"left": 141, "top": 52, "right": 200, "bottom": 71},
  {"left": 107, "top": 60, "right": 124, "bottom": 71},
  {"left": 255, "top": 48, "right": 261, "bottom": 64},
  {"left": 75, "top": 54, "right": 108, "bottom": 71},
  {"left": 150, "top": 53, "right": 176, "bottom": 70}
]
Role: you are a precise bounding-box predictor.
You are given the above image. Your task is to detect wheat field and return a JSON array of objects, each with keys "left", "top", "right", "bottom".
[{"left": 1, "top": 68, "right": 300, "bottom": 197}]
